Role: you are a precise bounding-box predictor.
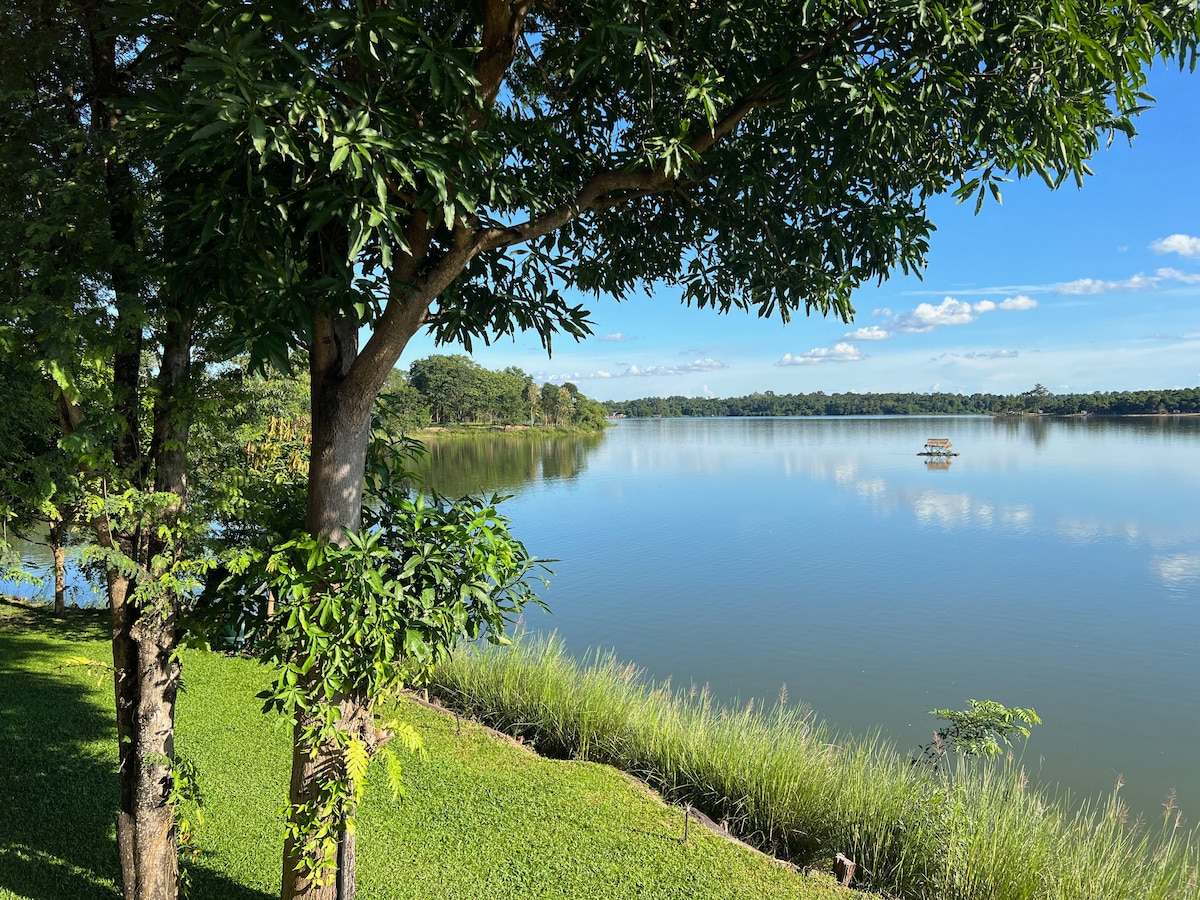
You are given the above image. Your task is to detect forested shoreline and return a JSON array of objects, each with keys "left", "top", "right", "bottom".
[
  {"left": 386, "top": 354, "right": 609, "bottom": 431},
  {"left": 602, "top": 385, "right": 1200, "bottom": 419}
]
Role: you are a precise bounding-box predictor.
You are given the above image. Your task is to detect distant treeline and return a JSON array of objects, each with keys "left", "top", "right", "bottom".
[
  {"left": 383, "top": 354, "right": 608, "bottom": 430},
  {"left": 602, "top": 385, "right": 1200, "bottom": 419}
]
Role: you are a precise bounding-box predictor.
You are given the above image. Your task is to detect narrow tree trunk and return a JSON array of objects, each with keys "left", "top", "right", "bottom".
[
  {"left": 108, "top": 565, "right": 139, "bottom": 900},
  {"left": 102, "top": 308, "right": 191, "bottom": 900},
  {"left": 130, "top": 614, "right": 181, "bottom": 899},
  {"left": 48, "top": 504, "right": 77, "bottom": 615},
  {"left": 50, "top": 521, "right": 68, "bottom": 615},
  {"left": 78, "top": 5, "right": 169, "bottom": 892},
  {"left": 109, "top": 576, "right": 182, "bottom": 900},
  {"left": 132, "top": 310, "right": 193, "bottom": 900},
  {"left": 280, "top": 199, "right": 432, "bottom": 894}
]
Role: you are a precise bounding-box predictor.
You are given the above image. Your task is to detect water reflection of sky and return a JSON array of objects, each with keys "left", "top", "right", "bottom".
[{"left": 796, "top": 446, "right": 1200, "bottom": 595}]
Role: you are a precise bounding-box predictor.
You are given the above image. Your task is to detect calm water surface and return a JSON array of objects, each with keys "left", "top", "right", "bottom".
[{"left": 423, "top": 416, "right": 1200, "bottom": 820}]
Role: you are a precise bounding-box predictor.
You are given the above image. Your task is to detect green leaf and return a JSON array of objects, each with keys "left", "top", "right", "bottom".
[
  {"left": 330, "top": 143, "right": 350, "bottom": 172},
  {"left": 249, "top": 116, "right": 267, "bottom": 155}
]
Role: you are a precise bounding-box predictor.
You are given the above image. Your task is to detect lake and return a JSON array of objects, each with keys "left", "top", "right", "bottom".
[
  {"left": 420, "top": 416, "right": 1200, "bottom": 821},
  {"left": 7, "top": 415, "right": 1196, "bottom": 821}
]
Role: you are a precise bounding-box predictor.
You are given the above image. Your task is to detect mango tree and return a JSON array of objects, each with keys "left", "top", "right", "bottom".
[{"left": 155, "top": 1, "right": 1197, "bottom": 897}]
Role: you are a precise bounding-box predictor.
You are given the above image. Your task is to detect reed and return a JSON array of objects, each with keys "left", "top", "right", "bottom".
[{"left": 429, "top": 636, "right": 1200, "bottom": 900}]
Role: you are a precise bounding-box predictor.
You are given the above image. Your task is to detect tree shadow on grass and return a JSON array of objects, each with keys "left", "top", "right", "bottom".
[{"left": 0, "top": 613, "right": 271, "bottom": 900}]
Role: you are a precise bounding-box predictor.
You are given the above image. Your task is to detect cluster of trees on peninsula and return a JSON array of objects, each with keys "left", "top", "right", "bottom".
[
  {"left": 4, "top": 1, "right": 1197, "bottom": 899},
  {"left": 394, "top": 355, "right": 608, "bottom": 430},
  {"left": 603, "top": 386, "right": 1200, "bottom": 419}
]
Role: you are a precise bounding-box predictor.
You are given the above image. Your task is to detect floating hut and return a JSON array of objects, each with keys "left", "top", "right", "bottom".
[{"left": 918, "top": 438, "right": 959, "bottom": 457}]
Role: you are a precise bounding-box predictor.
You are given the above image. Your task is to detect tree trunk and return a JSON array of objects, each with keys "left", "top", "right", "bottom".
[
  {"left": 282, "top": 695, "right": 373, "bottom": 900},
  {"left": 283, "top": 313, "right": 375, "bottom": 900},
  {"left": 49, "top": 520, "right": 68, "bottom": 615},
  {"left": 109, "top": 567, "right": 139, "bottom": 900},
  {"left": 305, "top": 316, "right": 372, "bottom": 547},
  {"left": 130, "top": 614, "right": 181, "bottom": 899},
  {"left": 109, "top": 574, "right": 182, "bottom": 900},
  {"left": 281, "top": 196, "right": 433, "bottom": 893},
  {"left": 48, "top": 504, "right": 77, "bottom": 615},
  {"left": 102, "top": 308, "right": 192, "bottom": 900}
]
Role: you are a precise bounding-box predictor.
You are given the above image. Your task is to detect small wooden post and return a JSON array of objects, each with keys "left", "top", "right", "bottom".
[{"left": 833, "top": 852, "right": 856, "bottom": 887}]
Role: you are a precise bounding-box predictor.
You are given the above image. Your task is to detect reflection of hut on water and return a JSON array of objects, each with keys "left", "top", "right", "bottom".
[
  {"left": 924, "top": 458, "right": 953, "bottom": 471},
  {"left": 918, "top": 438, "right": 959, "bottom": 458}
]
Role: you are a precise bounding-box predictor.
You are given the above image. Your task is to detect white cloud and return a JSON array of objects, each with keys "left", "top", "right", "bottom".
[
  {"left": 904, "top": 268, "right": 1192, "bottom": 299},
  {"left": 1054, "top": 279, "right": 1106, "bottom": 295},
  {"left": 937, "top": 350, "right": 1020, "bottom": 361},
  {"left": 701, "top": 384, "right": 716, "bottom": 398},
  {"left": 540, "top": 358, "right": 726, "bottom": 381},
  {"left": 902, "top": 283, "right": 1050, "bottom": 297},
  {"left": 1054, "top": 275, "right": 1156, "bottom": 295},
  {"left": 778, "top": 343, "right": 864, "bottom": 366},
  {"left": 1156, "top": 267, "right": 1200, "bottom": 285},
  {"left": 598, "top": 332, "right": 629, "bottom": 342},
  {"left": 844, "top": 325, "right": 891, "bottom": 341},
  {"left": 883, "top": 294, "right": 1039, "bottom": 335},
  {"left": 1151, "top": 234, "right": 1200, "bottom": 258},
  {"left": 894, "top": 297, "right": 980, "bottom": 332},
  {"left": 619, "top": 358, "right": 727, "bottom": 378},
  {"left": 998, "top": 295, "right": 1038, "bottom": 311},
  {"left": 871, "top": 307, "right": 894, "bottom": 317}
]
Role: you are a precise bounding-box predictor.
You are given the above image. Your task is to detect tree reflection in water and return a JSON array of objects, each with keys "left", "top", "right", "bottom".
[{"left": 413, "top": 430, "right": 606, "bottom": 498}]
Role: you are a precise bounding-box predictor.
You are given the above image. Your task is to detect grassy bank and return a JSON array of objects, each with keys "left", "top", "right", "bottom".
[
  {"left": 429, "top": 637, "right": 1200, "bottom": 900},
  {"left": 0, "top": 602, "right": 852, "bottom": 900}
]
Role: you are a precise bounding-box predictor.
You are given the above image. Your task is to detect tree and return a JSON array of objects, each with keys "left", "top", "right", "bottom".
[
  {"left": 151, "top": 1, "right": 1200, "bottom": 897},
  {"left": 1, "top": 5, "right": 211, "bottom": 897},
  {"left": 539, "top": 381, "right": 564, "bottom": 426},
  {"left": 378, "top": 368, "right": 433, "bottom": 435},
  {"left": 1020, "top": 383, "right": 1053, "bottom": 412},
  {"left": 525, "top": 378, "right": 541, "bottom": 427},
  {"left": 408, "top": 355, "right": 487, "bottom": 424},
  {"left": 916, "top": 699, "right": 1042, "bottom": 774}
]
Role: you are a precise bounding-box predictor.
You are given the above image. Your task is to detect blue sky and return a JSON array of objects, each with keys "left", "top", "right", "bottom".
[{"left": 402, "top": 65, "right": 1200, "bottom": 401}]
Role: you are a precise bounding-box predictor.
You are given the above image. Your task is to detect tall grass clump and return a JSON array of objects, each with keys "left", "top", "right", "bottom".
[{"left": 428, "top": 636, "right": 1200, "bottom": 900}]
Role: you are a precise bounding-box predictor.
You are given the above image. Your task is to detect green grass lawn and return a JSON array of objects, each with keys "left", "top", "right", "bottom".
[{"left": 0, "top": 602, "right": 853, "bottom": 900}]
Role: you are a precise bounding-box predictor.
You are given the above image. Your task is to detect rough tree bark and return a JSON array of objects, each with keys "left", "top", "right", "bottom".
[
  {"left": 48, "top": 514, "right": 71, "bottom": 615},
  {"left": 282, "top": 315, "right": 380, "bottom": 900},
  {"left": 99, "top": 309, "right": 193, "bottom": 900}
]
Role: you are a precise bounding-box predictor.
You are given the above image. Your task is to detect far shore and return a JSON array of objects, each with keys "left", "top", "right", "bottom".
[{"left": 997, "top": 411, "right": 1200, "bottom": 418}]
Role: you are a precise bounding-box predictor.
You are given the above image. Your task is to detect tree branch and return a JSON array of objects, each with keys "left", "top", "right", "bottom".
[
  {"left": 471, "top": 16, "right": 875, "bottom": 256},
  {"left": 475, "top": 0, "right": 534, "bottom": 108},
  {"left": 691, "top": 17, "right": 870, "bottom": 156},
  {"left": 345, "top": 14, "right": 875, "bottom": 401}
]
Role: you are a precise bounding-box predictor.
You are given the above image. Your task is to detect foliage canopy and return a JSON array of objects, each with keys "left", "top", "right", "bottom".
[{"left": 164, "top": 0, "right": 1200, "bottom": 378}]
